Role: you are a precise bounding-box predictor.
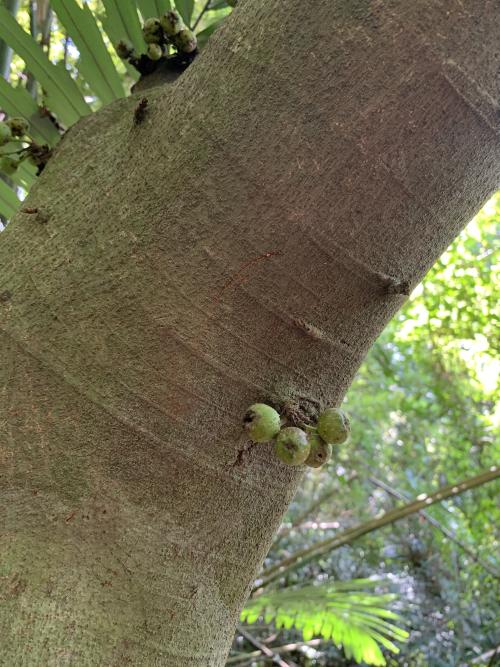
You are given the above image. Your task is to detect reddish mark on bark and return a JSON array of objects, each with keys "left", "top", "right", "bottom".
[
  {"left": 214, "top": 250, "right": 283, "bottom": 303},
  {"left": 21, "top": 206, "right": 49, "bottom": 223},
  {"left": 65, "top": 511, "right": 76, "bottom": 523}
]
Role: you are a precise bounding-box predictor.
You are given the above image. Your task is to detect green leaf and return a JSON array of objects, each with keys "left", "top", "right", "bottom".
[
  {"left": 11, "top": 160, "right": 36, "bottom": 190},
  {"left": 101, "top": 0, "right": 144, "bottom": 54},
  {"left": 50, "top": 0, "right": 125, "bottom": 105},
  {"left": 0, "top": 140, "right": 37, "bottom": 189},
  {"left": 0, "top": 78, "right": 60, "bottom": 146},
  {"left": 136, "top": 0, "right": 172, "bottom": 21},
  {"left": 0, "top": 177, "right": 20, "bottom": 220},
  {"left": 195, "top": 16, "right": 224, "bottom": 48},
  {"left": 175, "top": 0, "right": 194, "bottom": 25},
  {"left": 242, "top": 580, "right": 408, "bottom": 667},
  {"left": 0, "top": 6, "right": 90, "bottom": 127}
]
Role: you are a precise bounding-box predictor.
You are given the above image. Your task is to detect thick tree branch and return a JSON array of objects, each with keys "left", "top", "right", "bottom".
[{"left": 1, "top": 1, "right": 499, "bottom": 663}]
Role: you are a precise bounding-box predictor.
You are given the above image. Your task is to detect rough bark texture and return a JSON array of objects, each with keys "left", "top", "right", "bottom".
[{"left": 1, "top": 0, "right": 499, "bottom": 664}]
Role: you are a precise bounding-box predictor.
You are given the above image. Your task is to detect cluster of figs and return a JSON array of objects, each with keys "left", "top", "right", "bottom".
[
  {"left": 244, "top": 403, "right": 350, "bottom": 468},
  {"left": 116, "top": 10, "right": 197, "bottom": 65},
  {"left": 0, "top": 117, "right": 31, "bottom": 175}
]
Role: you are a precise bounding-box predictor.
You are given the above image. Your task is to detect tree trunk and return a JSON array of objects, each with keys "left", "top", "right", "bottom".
[{"left": 1, "top": 1, "right": 498, "bottom": 664}]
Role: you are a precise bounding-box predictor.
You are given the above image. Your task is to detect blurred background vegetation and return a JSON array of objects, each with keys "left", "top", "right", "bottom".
[
  {"left": 0, "top": 2, "right": 498, "bottom": 665},
  {"left": 241, "top": 196, "right": 499, "bottom": 667}
]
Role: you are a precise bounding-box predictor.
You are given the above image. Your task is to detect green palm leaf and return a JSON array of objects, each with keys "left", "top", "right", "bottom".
[
  {"left": 242, "top": 580, "right": 409, "bottom": 667},
  {"left": 0, "top": 78, "right": 60, "bottom": 145},
  {"left": 0, "top": 177, "right": 20, "bottom": 220},
  {"left": 0, "top": 6, "right": 90, "bottom": 127},
  {"left": 175, "top": 0, "right": 194, "bottom": 25},
  {"left": 137, "top": 0, "right": 172, "bottom": 21},
  {"left": 50, "top": 0, "right": 125, "bottom": 105},
  {"left": 0, "top": 139, "right": 37, "bottom": 187},
  {"left": 195, "top": 16, "right": 225, "bottom": 49},
  {"left": 100, "top": 0, "right": 144, "bottom": 55},
  {"left": 11, "top": 160, "right": 36, "bottom": 189}
]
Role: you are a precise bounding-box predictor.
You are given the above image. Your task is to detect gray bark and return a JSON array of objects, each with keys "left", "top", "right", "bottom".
[{"left": 0, "top": 0, "right": 499, "bottom": 664}]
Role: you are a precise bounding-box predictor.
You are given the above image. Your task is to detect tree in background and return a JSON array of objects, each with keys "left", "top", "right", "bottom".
[{"left": 0, "top": 1, "right": 498, "bottom": 665}]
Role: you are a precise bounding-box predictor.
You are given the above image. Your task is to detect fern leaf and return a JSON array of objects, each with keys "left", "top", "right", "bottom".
[{"left": 242, "top": 580, "right": 409, "bottom": 667}]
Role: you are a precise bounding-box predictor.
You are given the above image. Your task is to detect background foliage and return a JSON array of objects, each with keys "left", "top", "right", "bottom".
[
  {"left": 237, "top": 197, "right": 499, "bottom": 667},
  {"left": 0, "top": 2, "right": 498, "bottom": 665}
]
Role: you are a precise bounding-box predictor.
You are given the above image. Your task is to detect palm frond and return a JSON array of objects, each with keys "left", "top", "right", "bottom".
[
  {"left": 242, "top": 580, "right": 409, "bottom": 667},
  {"left": 196, "top": 15, "right": 226, "bottom": 49},
  {"left": 50, "top": 0, "right": 125, "bottom": 105},
  {"left": 0, "top": 176, "right": 20, "bottom": 219},
  {"left": 137, "top": 0, "right": 172, "bottom": 21},
  {"left": 175, "top": 0, "right": 194, "bottom": 26},
  {"left": 10, "top": 159, "right": 36, "bottom": 190},
  {"left": 0, "top": 137, "right": 37, "bottom": 181},
  {"left": 0, "top": 5, "right": 90, "bottom": 127},
  {"left": 100, "top": 0, "right": 144, "bottom": 55}
]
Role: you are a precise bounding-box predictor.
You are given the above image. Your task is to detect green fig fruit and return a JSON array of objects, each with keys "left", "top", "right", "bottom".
[
  {"left": 0, "top": 156, "right": 21, "bottom": 175},
  {"left": 244, "top": 403, "right": 281, "bottom": 443},
  {"left": 160, "top": 10, "right": 184, "bottom": 37},
  {"left": 305, "top": 432, "right": 333, "bottom": 468},
  {"left": 6, "top": 117, "right": 29, "bottom": 137},
  {"left": 316, "top": 407, "right": 350, "bottom": 445},
  {"left": 274, "top": 427, "right": 310, "bottom": 465},
  {"left": 0, "top": 121, "right": 12, "bottom": 146},
  {"left": 142, "top": 17, "right": 163, "bottom": 44},
  {"left": 173, "top": 28, "right": 197, "bottom": 53},
  {"left": 147, "top": 43, "right": 163, "bottom": 60},
  {"left": 116, "top": 40, "right": 134, "bottom": 59}
]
